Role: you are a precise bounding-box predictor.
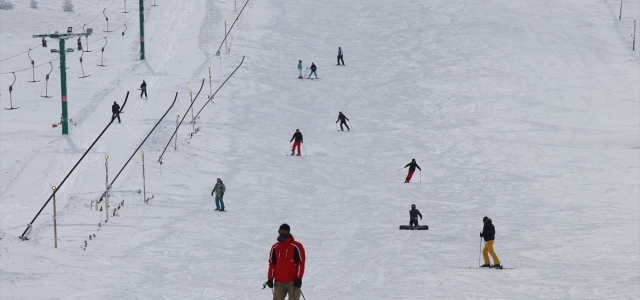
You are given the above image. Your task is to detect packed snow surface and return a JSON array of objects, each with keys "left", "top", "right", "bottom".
[{"left": 1, "top": 0, "right": 639, "bottom": 299}]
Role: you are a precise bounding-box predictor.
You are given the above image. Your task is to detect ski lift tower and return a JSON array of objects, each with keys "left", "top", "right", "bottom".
[{"left": 33, "top": 27, "right": 93, "bottom": 135}]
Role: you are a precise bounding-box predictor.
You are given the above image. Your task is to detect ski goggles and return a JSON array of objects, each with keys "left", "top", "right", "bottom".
[{"left": 278, "top": 229, "right": 289, "bottom": 235}]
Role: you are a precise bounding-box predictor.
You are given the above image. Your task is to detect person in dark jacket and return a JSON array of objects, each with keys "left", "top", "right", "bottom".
[
  {"left": 308, "top": 62, "right": 318, "bottom": 79},
  {"left": 111, "top": 101, "right": 121, "bottom": 123},
  {"left": 480, "top": 216, "right": 502, "bottom": 268},
  {"left": 403, "top": 159, "right": 421, "bottom": 183},
  {"left": 211, "top": 178, "right": 226, "bottom": 211},
  {"left": 290, "top": 129, "right": 303, "bottom": 156},
  {"left": 140, "top": 80, "right": 147, "bottom": 98},
  {"left": 336, "top": 111, "right": 350, "bottom": 131},
  {"left": 409, "top": 204, "right": 422, "bottom": 226},
  {"left": 265, "top": 224, "right": 306, "bottom": 300},
  {"left": 337, "top": 47, "right": 344, "bottom": 66}
]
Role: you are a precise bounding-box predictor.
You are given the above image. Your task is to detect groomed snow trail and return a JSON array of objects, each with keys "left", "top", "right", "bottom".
[{"left": 1, "top": 0, "right": 639, "bottom": 299}]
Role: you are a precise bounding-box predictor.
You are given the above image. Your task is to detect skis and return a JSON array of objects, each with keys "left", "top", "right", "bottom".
[{"left": 306, "top": 77, "right": 320, "bottom": 80}]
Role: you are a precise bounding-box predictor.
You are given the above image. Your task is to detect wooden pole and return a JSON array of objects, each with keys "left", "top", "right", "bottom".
[
  {"left": 190, "top": 88, "right": 195, "bottom": 132},
  {"left": 175, "top": 114, "right": 179, "bottom": 150},
  {"left": 224, "top": 19, "right": 227, "bottom": 54},
  {"left": 52, "top": 186, "right": 58, "bottom": 248},
  {"left": 634, "top": 20, "right": 636, "bottom": 51},
  {"left": 142, "top": 150, "right": 147, "bottom": 204},
  {"left": 105, "top": 155, "right": 109, "bottom": 222},
  {"left": 208, "top": 67, "right": 212, "bottom": 98},
  {"left": 619, "top": 0, "right": 623, "bottom": 20}
]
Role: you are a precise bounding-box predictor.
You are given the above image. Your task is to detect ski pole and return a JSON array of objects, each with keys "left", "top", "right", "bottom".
[
  {"left": 302, "top": 142, "right": 307, "bottom": 154},
  {"left": 301, "top": 289, "right": 306, "bottom": 300},
  {"left": 420, "top": 170, "right": 421, "bottom": 183},
  {"left": 397, "top": 168, "right": 402, "bottom": 172},
  {"left": 336, "top": 122, "right": 338, "bottom": 131},
  {"left": 347, "top": 120, "right": 354, "bottom": 129},
  {"left": 479, "top": 236, "right": 483, "bottom": 267}
]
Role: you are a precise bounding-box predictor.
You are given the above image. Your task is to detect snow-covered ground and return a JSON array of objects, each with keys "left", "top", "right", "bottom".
[{"left": 1, "top": 0, "right": 639, "bottom": 299}]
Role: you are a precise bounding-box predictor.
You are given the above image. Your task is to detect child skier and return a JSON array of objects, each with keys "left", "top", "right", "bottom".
[
  {"left": 297, "top": 60, "right": 303, "bottom": 79},
  {"left": 409, "top": 204, "right": 422, "bottom": 226},
  {"left": 308, "top": 62, "right": 318, "bottom": 79}
]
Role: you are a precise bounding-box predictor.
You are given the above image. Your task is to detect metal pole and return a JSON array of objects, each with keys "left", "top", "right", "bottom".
[
  {"left": 142, "top": 150, "right": 147, "bottom": 204},
  {"left": 634, "top": 20, "right": 636, "bottom": 51},
  {"left": 139, "top": 0, "right": 145, "bottom": 60},
  {"left": 175, "top": 114, "right": 179, "bottom": 150},
  {"left": 59, "top": 39, "right": 69, "bottom": 135},
  {"left": 105, "top": 155, "right": 109, "bottom": 222},
  {"left": 52, "top": 186, "right": 58, "bottom": 248}
]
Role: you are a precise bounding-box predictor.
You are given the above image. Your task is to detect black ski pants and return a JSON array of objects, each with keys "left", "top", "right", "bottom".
[
  {"left": 410, "top": 219, "right": 419, "bottom": 226},
  {"left": 111, "top": 112, "right": 121, "bottom": 123},
  {"left": 337, "top": 55, "right": 344, "bottom": 65},
  {"left": 339, "top": 120, "right": 350, "bottom": 131},
  {"left": 140, "top": 89, "right": 147, "bottom": 98}
]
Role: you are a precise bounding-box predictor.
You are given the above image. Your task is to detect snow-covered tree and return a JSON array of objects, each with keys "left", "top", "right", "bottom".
[
  {"left": 62, "top": 0, "right": 73, "bottom": 12},
  {"left": 30, "top": 0, "right": 38, "bottom": 9},
  {"left": 0, "top": 0, "right": 15, "bottom": 10}
]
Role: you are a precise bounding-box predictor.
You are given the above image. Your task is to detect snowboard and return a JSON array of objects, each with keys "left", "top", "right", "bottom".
[{"left": 399, "top": 225, "right": 428, "bottom": 230}]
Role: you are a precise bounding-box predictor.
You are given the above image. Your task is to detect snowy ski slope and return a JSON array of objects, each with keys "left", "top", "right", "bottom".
[{"left": 1, "top": 0, "right": 639, "bottom": 299}]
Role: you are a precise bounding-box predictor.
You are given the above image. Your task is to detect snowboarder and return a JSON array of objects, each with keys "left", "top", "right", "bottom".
[
  {"left": 336, "top": 111, "right": 350, "bottom": 131},
  {"left": 211, "top": 178, "right": 226, "bottom": 211},
  {"left": 308, "top": 62, "right": 318, "bottom": 79},
  {"left": 111, "top": 101, "right": 121, "bottom": 123},
  {"left": 265, "top": 224, "right": 306, "bottom": 300},
  {"left": 140, "top": 80, "right": 147, "bottom": 98},
  {"left": 337, "top": 47, "right": 344, "bottom": 66},
  {"left": 480, "top": 216, "right": 502, "bottom": 269},
  {"left": 297, "top": 60, "right": 303, "bottom": 79},
  {"left": 290, "top": 129, "right": 303, "bottom": 156},
  {"left": 403, "top": 158, "right": 421, "bottom": 183},
  {"left": 409, "top": 204, "right": 422, "bottom": 226}
]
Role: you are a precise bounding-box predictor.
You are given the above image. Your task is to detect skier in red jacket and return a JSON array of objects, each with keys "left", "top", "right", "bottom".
[{"left": 265, "top": 224, "right": 306, "bottom": 300}]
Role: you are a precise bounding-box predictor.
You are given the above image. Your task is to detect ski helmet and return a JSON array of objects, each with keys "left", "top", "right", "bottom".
[
  {"left": 296, "top": 129, "right": 299, "bottom": 132},
  {"left": 411, "top": 204, "right": 416, "bottom": 208}
]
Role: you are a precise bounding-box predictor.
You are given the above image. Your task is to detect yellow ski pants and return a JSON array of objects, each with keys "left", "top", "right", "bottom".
[{"left": 482, "top": 240, "right": 501, "bottom": 265}]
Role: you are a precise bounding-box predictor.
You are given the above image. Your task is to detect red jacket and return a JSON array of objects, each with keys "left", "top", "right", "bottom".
[{"left": 268, "top": 234, "right": 306, "bottom": 282}]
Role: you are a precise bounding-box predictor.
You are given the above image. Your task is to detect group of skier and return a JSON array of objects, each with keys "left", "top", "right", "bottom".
[
  {"left": 297, "top": 47, "right": 345, "bottom": 80},
  {"left": 196, "top": 47, "right": 502, "bottom": 299}
]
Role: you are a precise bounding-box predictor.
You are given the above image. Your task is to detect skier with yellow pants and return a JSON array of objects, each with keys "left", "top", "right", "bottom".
[{"left": 480, "top": 216, "right": 502, "bottom": 269}]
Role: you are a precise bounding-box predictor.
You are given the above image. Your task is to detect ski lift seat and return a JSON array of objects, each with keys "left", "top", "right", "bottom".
[
  {"left": 66, "top": 48, "right": 75, "bottom": 52},
  {"left": 50, "top": 49, "right": 59, "bottom": 53}
]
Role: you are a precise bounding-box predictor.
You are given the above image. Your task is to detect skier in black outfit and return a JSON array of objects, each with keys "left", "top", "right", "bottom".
[
  {"left": 290, "top": 129, "right": 303, "bottom": 156},
  {"left": 111, "top": 101, "right": 121, "bottom": 123},
  {"left": 337, "top": 47, "right": 344, "bottom": 66},
  {"left": 336, "top": 111, "right": 350, "bottom": 131},
  {"left": 140, "top": 80, "right": 147, "bottom": 98},
  {"left": 403, "top": 158, "right": 421, "bottom": 183},
  {"left": 409, "top": 204, "right": 422, "bottom": 226}
]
